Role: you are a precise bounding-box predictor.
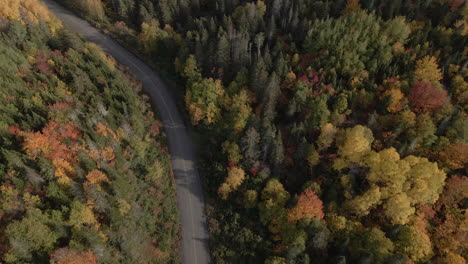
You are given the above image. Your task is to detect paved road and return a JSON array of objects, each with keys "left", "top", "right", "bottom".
[{"left": 40, "top": 1, "right": 211, "bottom": 263}]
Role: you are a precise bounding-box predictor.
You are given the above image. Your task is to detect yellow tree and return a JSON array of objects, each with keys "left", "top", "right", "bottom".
[
  {"left": 335, "top": 126, "right": 446, "bottom": 224},
  {"left": 317, "top": 123, "right": 337, "bottom": 150},
  {"left": 347, "top": 185, "right": 382, "bottom": 217},
  {"left": 383, "top": 193, "right": 415, "bottom": 225},
  {"left": 363, "top": 150, "right": 445, "bottom": 224},
  {"left": 217, "top": 183, "right": 232, "bottom": 200},
  {"left": 395, "top": 224, "right": 433, "bottom": 262},
  {"left": 403, "top": 155, "right": 446, "bottom": 205},
  {"left": 78, "top": 0, "right": 104, "bottom": 20},
  {"left": 1, "top": 0, "right": 62, "bottom": 31},
  {"left": 227, "top": 90, "right": 252, "bottom": 132},
  {"left": 218, "top": 167, "right": 245, "bottom": 199},
  {"left": 85, "top": 169, "right": 109, "bottom": 185},
  {"left": 225, "top": 167, "right": 245, "bottom": 190},
  {"left": 68, "top": 200, "right": 96, "bottom": 227},
  {"left": 334, "top": 125, "right": 373, "bottom": 170},
  {"left": 383, "top": 88, "right": 405, "bottom": 113},
  {"left": 52, "top": 158, "right": 75, "bottom": 185},
  {"left": 414, "top": 56, "right": 443, "bottom": 85}
]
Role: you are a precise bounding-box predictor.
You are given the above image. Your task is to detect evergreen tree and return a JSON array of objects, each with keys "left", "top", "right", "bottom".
[{"left": 241, "top": 127, "right": 261, "bottom": 167}]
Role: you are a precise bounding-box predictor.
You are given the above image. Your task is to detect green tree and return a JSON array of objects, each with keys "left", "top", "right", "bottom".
[
  {"left": 227, "top": 89, "right": 251, "bottom": 132},
  {"left": 265, "top": 256, "right": 287, "bottom": 264},
  {"left": 185, "top": 77, "right": 225, "bottom": 125},
  {"left": 304, "top": 11, "right": 394, "bottom": 80},
  {"left": 68, "top": 200, "right": 96, "bottom": 227},
  {"left": 350, "top": 227, "right": 395, "bottom": 264},
  {"left": 5, "top": 209, "right": 60, "bottom": 263},
  {"left": 216, "top": 31, "right": 230, "bottom": 69},
  {"left": 334, "top": 125, "right": 374, "bottom": 169},
  {"left": 395, "top": 225, "right": 433, "bottom": 262},
  {"left": 262, "top": 73, "right": 280, "bottom": 123},
  {"left": 305, "top": 144, "right": 319, "bottom": 166},
  {"left": 243, "top": 190, "right": 258, "bottom": 208},
  {"left": 259, "top": 179, "right": 290, "bottom": 227},
  {"left": 182, "top": 54, "right": 202, "bottom": 82},
  {"left": 241, "top": 127, "right": 261, "bottom": 167}
]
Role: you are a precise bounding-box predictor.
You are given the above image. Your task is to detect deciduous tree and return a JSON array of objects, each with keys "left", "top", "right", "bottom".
[
  {"left": 185, "top": 77, "right": 225, "bottom": 125},
  {"left": 408, "top": 81, "right": 448, "bottom": 114},
  {"left": 287, "top": 189, "right": 324, "bottom": 222},
  {"left": 51, "top": 247, "right": 98, "bottom": 264},
  {"left": 225, "top": 167, "right": 245, "bottom": 190},
  {"left": 414, "top": 56, "right": 443, "bottom": 85},
  {"left": 395, "top": 225, "right": 433, "bottom": 262}
]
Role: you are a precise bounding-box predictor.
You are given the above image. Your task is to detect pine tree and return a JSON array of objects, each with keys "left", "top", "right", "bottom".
[
  {"left": 269, "top": 130, "right": 284, "bottom": 176},
  {"left": 251, "top": 56, "right": 268, "bottom": 96},
  {"left": 241, "top": 127, "right": 261, "bottom": 167},
  {"left": 158, "top": 0, "right": 173, "bottom": 25},
  {"left": 216, "top": 30, "right": 231, "bottom": 70},
  {"left": 262, "top": 73, "right": 280, "bottom": 123}
]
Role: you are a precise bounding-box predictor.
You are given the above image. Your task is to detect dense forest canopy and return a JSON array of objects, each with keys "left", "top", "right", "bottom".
[
  {"left": 0, "top": 1, "right": 179, "bottom": 263},
  {"left": 5, "top": 0, "right": 468, "bottom": 263}
]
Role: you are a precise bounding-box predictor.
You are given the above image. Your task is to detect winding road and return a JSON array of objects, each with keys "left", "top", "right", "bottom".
[{"left": 40, "top": 1, "right": 211, "bottom": 263}]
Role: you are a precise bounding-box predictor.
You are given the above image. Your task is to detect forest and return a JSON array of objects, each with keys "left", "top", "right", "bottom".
[
  {"left": 3, "top": 0, "right": 468, "bottom": 263},
  {"left": 0, "top": 1, "right": 180, "bottom": 263}
]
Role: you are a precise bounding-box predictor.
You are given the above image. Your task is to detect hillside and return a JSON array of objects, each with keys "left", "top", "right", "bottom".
[
  {"left": 6, "top": 0, "right": 468, "bottom": 263},
  {"left": 0, "top": 1, "right": 179, "bottom": 263}
]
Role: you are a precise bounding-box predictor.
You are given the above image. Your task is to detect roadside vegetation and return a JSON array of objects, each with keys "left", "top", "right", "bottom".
[
  {"left": 0, "top": 1, "right": 179, "bottom": 263},
  {"left": 52, "top": 0, "right": 466, "bottom": 263}
]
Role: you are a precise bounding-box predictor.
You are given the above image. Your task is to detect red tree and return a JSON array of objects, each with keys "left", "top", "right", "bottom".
[
  {"left": 408, "top": 81, "right": 448, "bottom": 114},
  {"left": 438, "top": 143, "right": 468, "bottom": 170},
  {"left": 23, "top": 121, "right": 81, "bottom": 162}
]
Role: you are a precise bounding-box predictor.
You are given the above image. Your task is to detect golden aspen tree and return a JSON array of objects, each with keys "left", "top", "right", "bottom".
[
  {"left": 225, "top": 167, "right": 245, "bottom": 190},
  {"left": 414, "top": 56, "right": 443, "bottom": 85}
]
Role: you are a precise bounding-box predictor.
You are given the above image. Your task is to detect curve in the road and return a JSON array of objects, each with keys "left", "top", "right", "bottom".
[{"left": 40, "top": 1, "right": 211, "bottom": 263}]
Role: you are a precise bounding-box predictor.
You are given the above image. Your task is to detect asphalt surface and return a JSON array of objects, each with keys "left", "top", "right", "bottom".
[{"left": 40, "top": 1, "right": 211, "bottom": 263}]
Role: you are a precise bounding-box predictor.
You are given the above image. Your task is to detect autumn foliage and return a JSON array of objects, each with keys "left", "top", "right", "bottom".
[
  {"left": 287, "top": 189, "right": 324, "bottom": 222},
  {"left": 0, "top": 9, "right": 178, "bottom": 263},
  {"left": 51, "top": 247, "right": 98, "bottom": 264},
  {"left": 4, "top": 0, "right": 467, "bottom": 262},
  {"left": 438, "top": 143, "right": 468, "bottom": 170},
  {"left": 22, "top": 121, "right": 81, "bottom": 162},
  {"left": 85, "top": 169, "right": 110, "bottom": 184},
  {"left": 0, "top": 0, "right": 61, "bottom": 31},
  {"left": 408, "top": 81, "right": 448, "bottom": 114}
]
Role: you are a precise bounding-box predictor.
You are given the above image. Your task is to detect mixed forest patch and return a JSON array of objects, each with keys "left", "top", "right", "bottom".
[
  {"left": 0, "top": 1, "right": 179, "bottom": 263},
  {"left": 49, "top": 0, "right": 467, "bottom": 263}
]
